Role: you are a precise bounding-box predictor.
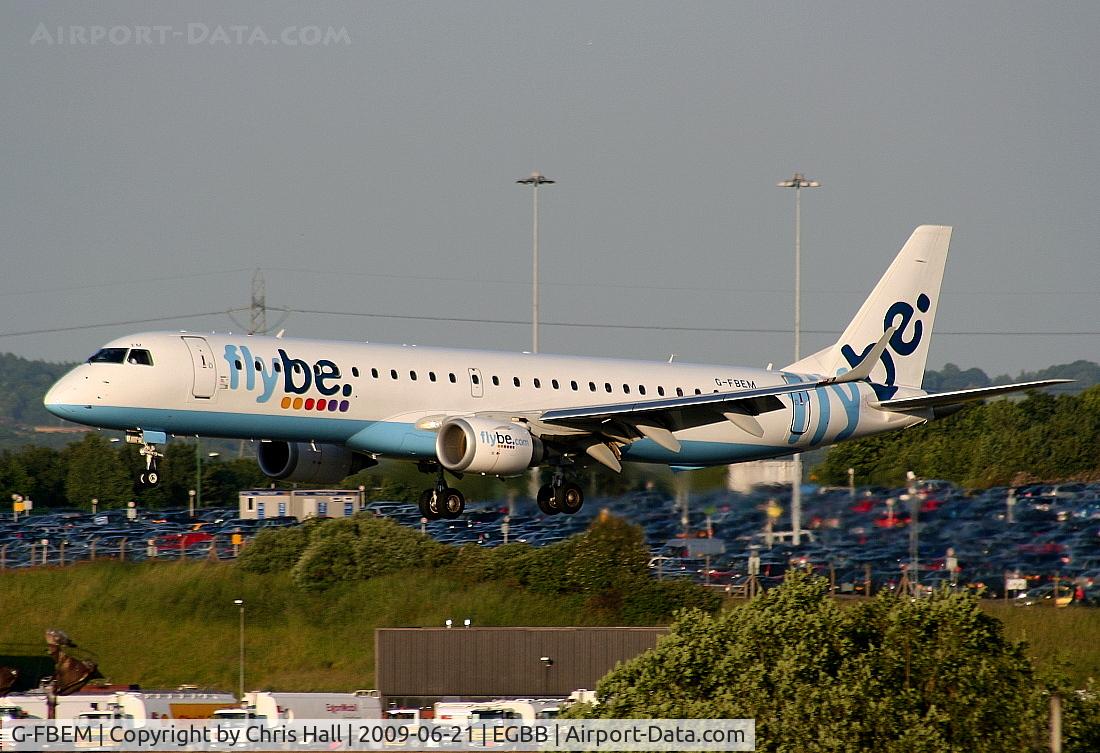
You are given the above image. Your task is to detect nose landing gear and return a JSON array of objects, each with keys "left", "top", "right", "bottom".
[{"left": 126, "top": 430, "right": 165, "bottom": 486}]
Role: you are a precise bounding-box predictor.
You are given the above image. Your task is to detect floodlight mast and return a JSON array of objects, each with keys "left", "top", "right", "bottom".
[
  {"left": 777, "top": 172, "right": 820, "bottom": 547},
  {"left": 516, "top": 172, "right": 555, "bottom": 354}
]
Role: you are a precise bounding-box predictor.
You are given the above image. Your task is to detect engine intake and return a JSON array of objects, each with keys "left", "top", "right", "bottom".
[
  {"left": 435, "top": 417, "right": 543, "bottom": 476},
  {"left": 256, "top": 441, "right": 372, "bottom": 484}
]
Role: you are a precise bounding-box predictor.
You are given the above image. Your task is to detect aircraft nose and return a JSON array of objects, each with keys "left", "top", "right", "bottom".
[{"left": 44, "top": 373, "right": 83, "bottom": 420}]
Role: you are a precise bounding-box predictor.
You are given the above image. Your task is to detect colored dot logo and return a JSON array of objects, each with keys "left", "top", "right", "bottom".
[{"left": 279, "top": 395, "right": 350, "bottom": 412}]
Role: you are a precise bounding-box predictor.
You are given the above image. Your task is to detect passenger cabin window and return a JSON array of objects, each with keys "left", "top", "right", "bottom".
[
  {"left": 127, "top": 349, "right": 154, "bottom": 366},
  {"left": 429, "top": 372, "right": 437, "bottom": 382},
  {"left": 472, "top": 374, "right": 480, "bottom": 385},
  {"left": 571, "top": 381, "right": 578, "bottom": 391},
  {"left": 676, "top": 388, "right": 684, "bottom": 397},
  {"left": 352, "top": 367, "right": 360, "bottom": 377},
  {"left": 410, "top": 371, "right": 417, "bottom": 381},
  {"left": 639, "top": 385, "right": 646, "bottom": 395},
  {"left": 88, "top": 348, "right": 128, "bottom": 364},
  {"left": 492, "top": 376, "right": 500, "bottom": 386},
  {"left": 533, "top": 378, "right": 541, "bottom": 388},
  {"left": 604, "top": 383, "right": 612, "bottom": 393},
  {"left": 513, "top": 377, "right": 521, "bottom": 387},
  {"left": 589, "top": 382, "right": 596, "bottom": 392},
  {"left": 623, "top": 384, "right": 630, "bottom": 394},
  {"left": 695, "top": 388, "right": 702, "bottom": 395},
  {"left": 371, "top": 368, "right": 379, "bottom": 378},
  {"left": 235, "top": 360, "right": 243, "bottom": 370},
  {"left": 255, "top": 359, "right": 263, "bottom": 371},
  {"left": 658, "top": 386, "right": 665, "bottom": 396},
  {"left": 274, "top": 362, "right": 282, "bottom": 372},
  {"left": 449, "top": 373, "right": 456, "bottom": 383},
  {"left": 390, "top": 369, "right": 398, "bottom": 380},
  {"left": 552, "top": 379, "right": 559, "bottom": 390}
]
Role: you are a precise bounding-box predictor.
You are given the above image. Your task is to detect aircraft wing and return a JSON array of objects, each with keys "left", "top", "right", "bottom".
[
  {"left": 531, "top": 328, "right": 896, "bottom": 471},
  {"left": 539, "top": 382, "right": 791, "bottom": 436},
  {"left": 869, "top": 379, "right": 1073, "bottom": 412}
]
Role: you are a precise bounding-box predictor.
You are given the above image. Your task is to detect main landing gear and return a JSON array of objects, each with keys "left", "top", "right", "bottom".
[
  {"left": 418, "top": 470, "right": 465, "bottom": 521},
  {"left": 536, "top": 470, "right": 584, "bottom": 516}
]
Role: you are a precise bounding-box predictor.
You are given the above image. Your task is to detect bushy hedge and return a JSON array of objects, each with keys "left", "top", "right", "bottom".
[{"left": 238, "top": 512, "right": 720, "bottom": 621}]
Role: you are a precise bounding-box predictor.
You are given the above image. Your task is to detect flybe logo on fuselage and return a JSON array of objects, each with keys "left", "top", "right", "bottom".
[{"left": 223, "top": 344, "right": 352, "bottom": 404}]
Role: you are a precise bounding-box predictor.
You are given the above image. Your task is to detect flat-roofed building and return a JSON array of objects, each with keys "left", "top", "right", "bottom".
[
  {"left": 238, "top": 489, "right": 366, "bottom": 521},
  {"left": 375, "top": 626, "right": 667, "bottom": 708}
]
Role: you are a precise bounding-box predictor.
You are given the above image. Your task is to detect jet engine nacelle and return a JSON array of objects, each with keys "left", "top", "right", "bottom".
[
  {"left": 256, "top": 441, "right": 372, "bottom": 484},
  {"left": 435, "top": 417, "right": 544, "bottom": 476}
]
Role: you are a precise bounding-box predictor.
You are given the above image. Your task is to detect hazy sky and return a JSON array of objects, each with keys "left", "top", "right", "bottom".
[{"left": 1, "top": 2, "right": 1097, "bottom": 377}]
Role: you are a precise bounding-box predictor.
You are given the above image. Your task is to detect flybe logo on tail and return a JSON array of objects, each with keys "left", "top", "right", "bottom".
[
  {"left": 840, "top": 293, "right": 931, "bottom": 400},
  {"left": 223, "top": 344, "right": 353, "bottom": 405}
]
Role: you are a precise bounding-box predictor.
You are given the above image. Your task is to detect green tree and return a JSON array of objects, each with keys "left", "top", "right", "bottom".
[
  {"left": 62, "top": 434, "right": 132, "bottom": 508},
  {"left": 573, "top": 574, "right": 1045, "bottom": 752},
  {"left": 816, "top": 386, "right": 1100, "bottom": 487},
  {"left": 566, "top": 512, "right": 650, "bottom": 595}
]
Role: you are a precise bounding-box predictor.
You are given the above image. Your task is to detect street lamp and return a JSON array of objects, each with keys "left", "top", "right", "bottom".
[
  {"left": 233, "top": 599, "right": 245, "bottom": 700},
  {"left": 777, "top": 172, "right": 820, "bottom": 547},
  {"left": 516, "top": 171, "right": 555, "bottom": 354},
  {"left": 906, "top": 471, "right": 920, "bottom": 596},
  {"left": 195, "top": 440, "right": 220, "bottom": 515}
]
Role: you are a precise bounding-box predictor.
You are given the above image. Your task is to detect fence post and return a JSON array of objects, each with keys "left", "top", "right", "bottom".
[
  {"left": 60, "top": 541, "right": 66, "bottom": 566},
  {"left": 90, "top": 538, "right": 97, "bottom": 561},
  {"left": 1050, "top": 693, "right": 1062, "bottom": 753},
  {"left": 1, "top": 544, "right": 5, "bottom": 569},
  {"left": 120, "top": 537, "right": 127, "bottom": 562}
]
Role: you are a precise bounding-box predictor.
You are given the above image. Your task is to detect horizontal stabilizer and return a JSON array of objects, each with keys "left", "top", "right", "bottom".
[
  {"left": 821, "top": 327, "right": 896, "bottom": 385},
  {"left": 871, "top": 379, "right": 1073, "bottom": 412}
]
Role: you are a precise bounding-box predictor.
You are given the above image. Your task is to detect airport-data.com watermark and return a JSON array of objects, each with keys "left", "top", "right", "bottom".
[{"left": 30, "top": 23, "right": 352, "bottom": 47}]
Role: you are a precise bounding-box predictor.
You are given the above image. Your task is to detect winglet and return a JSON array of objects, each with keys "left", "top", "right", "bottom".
[{"left": 821, "top": 326, "right": 896, "bottom": 386}]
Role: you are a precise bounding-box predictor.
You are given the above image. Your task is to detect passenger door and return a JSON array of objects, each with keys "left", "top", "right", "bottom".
[
  {"left": 468, "top": 368, "right": 484, "bottom": 398},
  {"left": 182, "top": 336, "right": 218, "bottom": 399}
]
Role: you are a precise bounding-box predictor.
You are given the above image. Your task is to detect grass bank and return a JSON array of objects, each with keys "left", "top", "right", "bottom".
[{"left": 0, "top": 561, "right": 608, "bottom": 692}]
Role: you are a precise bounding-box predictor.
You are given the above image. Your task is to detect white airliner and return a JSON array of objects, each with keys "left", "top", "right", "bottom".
[{"left": 44, "top": 226, "right": 1066, "bottom": 519}]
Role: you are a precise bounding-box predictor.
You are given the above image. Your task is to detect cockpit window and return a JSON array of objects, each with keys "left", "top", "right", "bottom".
[
  {"left": 88, "top": 348, "right": 128, "bottom": 364},
  {"left": 127, "top": 349, "right": 154, "bottom": 366}
]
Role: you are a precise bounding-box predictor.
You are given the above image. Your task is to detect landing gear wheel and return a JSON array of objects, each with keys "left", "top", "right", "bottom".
[
  {"left": 441, "top": 488, "right": 466, "bottom": 519},
  {"left": 418, "top": 489, "right": 443, "bottom": 520},
  {"left": 559, "top": 482, "right": 584, "bottom": 514},
  {"left": 136, "top": 438, "right": 164, "bottom": 487},
  {"left": 536, "top": 484, "right": 561, "bottom": 515}
]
